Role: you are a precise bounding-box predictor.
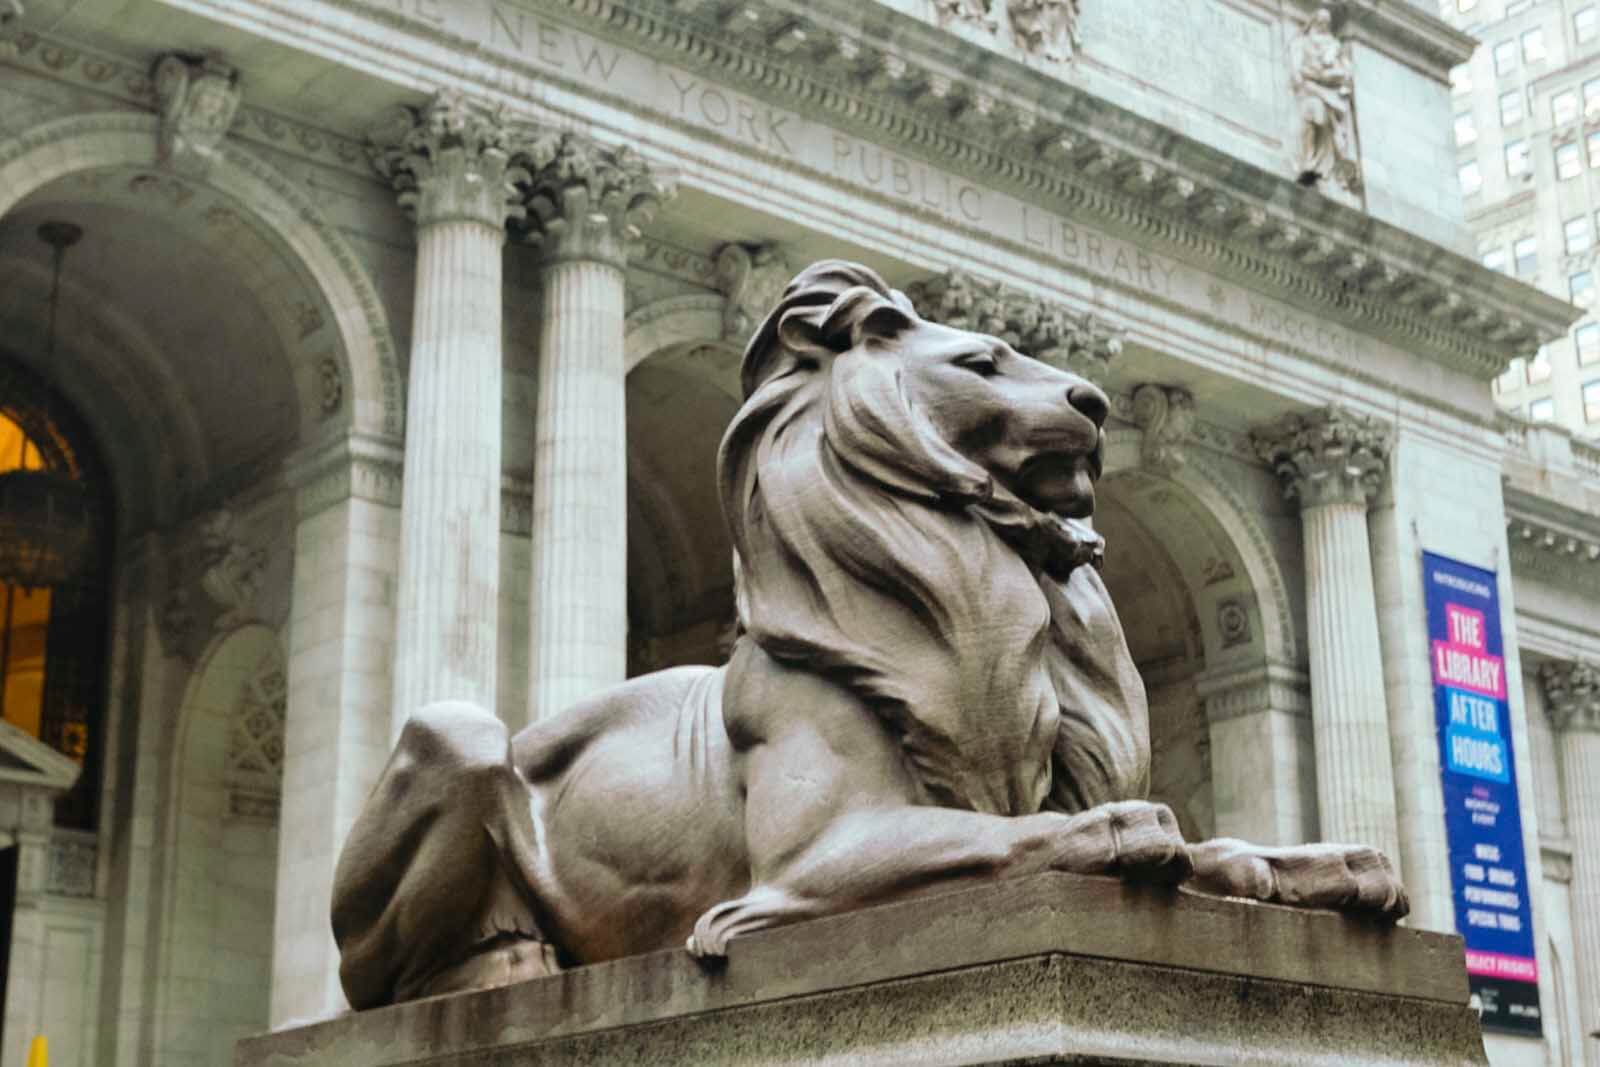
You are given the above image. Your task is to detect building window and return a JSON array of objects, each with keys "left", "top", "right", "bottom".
[
  {"left": 1530, "top": 397, "right": 1556, "bottom": 420},
  {"left": 1567, "top": 217, "right": 1593, "bottom": 254},
  {"left": 1505, "top": 138, "right": 1531, "bottom": 177},
  {"left": 1558, "top": 141, "right": 1583, "bottom": 179},
  {"left": 1585, "top": 380, "right": 1600, "bottom": 421},
  {"left": 1455, "top": 112, "right": 1478, "bottom": 146},
  {"left": 1588, "top": 131, "right": 1600, "bottom": 168},
  {"left": 1452, "top": 65, "right": 1473, "bottom": 96},
  {"left": 1499, "top": 358, "right": 1526, "bottom": 393},
  {"left": 1554, "top": 89, "right": 1580, "bottom": 125},
  {"left": 1501, "top": 89, "right": 1526, "bottom": 126},
  {"left": 1587, "top": 78, "right": 1600, "bottom": 115},
  {"left": 1577, "top": 322, "right": 1600, "bottom": 363},
  {"left": 1572, "top": 270, "right": 1595, "bottom": 304},
  {"left": 1522, "top": 28, "right": 1547, "bottom": 64},
  {"left": 1528, "top": 346, "right": 1553, "bottom": 383},
  {"left": 1495, "top": 40, "right": 1518, "bottom": 75},
  {"left": 1483, "top": 246, "right": 1509, "bottom": 272},
  {"left": 1516, "top": 235, "right": 1539, "bottom": 276},
  {"left": 1579, "top": 7, "right": 1599, "bottom": 43},
  {"left": 1460, "top": 160, "right": 1484, "bottom": 195}
]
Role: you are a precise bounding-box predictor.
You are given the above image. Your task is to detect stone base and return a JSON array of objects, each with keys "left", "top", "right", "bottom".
[{"left": 238, "top": 873, "right": 1487, "bottom": 1066}]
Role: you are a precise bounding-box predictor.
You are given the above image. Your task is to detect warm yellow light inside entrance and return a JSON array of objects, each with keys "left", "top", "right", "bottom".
[{"left": 0, "top": 411, "right": 53, "bottom": 739}]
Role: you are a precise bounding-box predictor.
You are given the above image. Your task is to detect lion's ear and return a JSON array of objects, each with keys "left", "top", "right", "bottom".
[
  {"left": 825, "top": 351, "right": 991, "bottom": 505},
  {"left": 849, "top": 301, "right": 915, "bottom": 349}
]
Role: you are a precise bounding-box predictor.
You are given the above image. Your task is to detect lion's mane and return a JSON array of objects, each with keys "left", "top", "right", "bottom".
[{"left": 717, "top": 260, "right": 1149, "bottom": 818}]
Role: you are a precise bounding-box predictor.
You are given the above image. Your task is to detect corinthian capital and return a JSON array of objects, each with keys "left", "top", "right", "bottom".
[
  {"left": 368, "top": 91, "right": 527, "bottom": 230},
  {"left": 1541, "top": 659, "right": 1600, "bottom": 734},
  {"left": 512, "top": 133, "right": 676, "bottom": 266},
  {"left": 1252, "top": 405, "right": 1392, "bottom": 508}
]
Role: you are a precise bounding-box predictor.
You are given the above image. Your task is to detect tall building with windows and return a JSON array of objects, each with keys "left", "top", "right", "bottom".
[{"left": 1446, "top": 0, "right": 1600, "bottom": 429}]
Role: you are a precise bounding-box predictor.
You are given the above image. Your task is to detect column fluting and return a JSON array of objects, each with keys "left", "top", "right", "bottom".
[
  {"left": 1541, "top": 660, "right": 1600, "bottom": 1067},
  {"left": 370, "top": 92, "right": 523, "bottom": 736},
  {"left": 1255, "top": 406, "right": 1400, "bottom": 859},
  {"left": 519, "top": 135, "right": 675, "bottom": 720}
]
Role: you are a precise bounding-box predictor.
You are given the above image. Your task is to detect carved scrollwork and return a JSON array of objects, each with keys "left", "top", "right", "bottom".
[
  {"left": 151, "top": 52, "right": 242, "bottom": 175},
  {"left": 905, "top": 269, "right": 1124, "bottom": 381},
  {"left": 1131, "top": 384, "right": 1195, "bottom": 471},
  {"left": 513, "top": 133, "right": 677, "bottom": 265},
  {"left": 714, "top": 242, "right": 791, "bottom": 342},
  {"left": 1540, "top": 659, "right": 1600, "bottom": 734},
  {"left": 367, "top": 90, "right": 528, "bottom": 229},
  {"left": 1251, "top": 405, "right": 1392, "bottom": 508}
]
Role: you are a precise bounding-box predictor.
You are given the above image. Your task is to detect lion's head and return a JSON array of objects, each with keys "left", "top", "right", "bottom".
[{"left": 718, "top": 260, "right": 1148, "bottom": 817}]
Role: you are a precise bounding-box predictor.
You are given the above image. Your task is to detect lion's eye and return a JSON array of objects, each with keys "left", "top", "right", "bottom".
[{"left": 955, "top": 352, "right": 999, "bottom": 376}]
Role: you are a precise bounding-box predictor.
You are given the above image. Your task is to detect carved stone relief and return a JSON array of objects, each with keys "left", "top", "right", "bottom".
[
  {"left": 0, "top": 0, "right": 23, "bottom": 56},
  {"left": 905, "top": 269, "right": 1123, "bottom": 381},
  {"left": 157, "top": 507, "right": 289, "bottom": 660},
  {"left": 151, "top": 53, "right": 242, "bottom": 175},
  {"left": 1010, "top": 0, "right": 1082, "bottom": 63},
  {"left": 1289, "top": 8, "right": 1360, "bottom": 195},
  {"left": 1130, "top": 384, "right": 1195, "bottom": 472},
  {"left": 714, "top": 242, "right": 791, "bottom": 342},
  {"left": 1217, "top": 597, "right": 1252, "bottom": 649},
  {"left": 318, "top": 356, "right": 344, "bottom": 417},
  {"left": 225, "top": 645, "right": 287, "bottom": 819},
  {"left": 933, "top": 0, "right": 995, "bottom": 33},
  {"left": 1252, "top": 405, "right": 1393, "bottom": 508}
]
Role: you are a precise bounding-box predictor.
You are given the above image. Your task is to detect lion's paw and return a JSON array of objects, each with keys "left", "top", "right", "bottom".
[
  {"left": 1187, "top": 839, "right": 1409, "bottom": 922},
  {"left": 687, "top": 885, "right": 811, "bottom": 960},
  {"left": 1051, "top": 800, "right": 1192, "bottom": 885}
]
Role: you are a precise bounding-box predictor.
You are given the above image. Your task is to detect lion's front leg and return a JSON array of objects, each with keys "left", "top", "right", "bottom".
[{"left": 1186, "top": 838, "right": 1409, "bottom": 921}]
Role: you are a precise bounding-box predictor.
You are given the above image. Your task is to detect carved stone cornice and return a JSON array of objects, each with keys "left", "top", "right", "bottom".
[
  {"left": 151, "top": 52, "right": 241, "bottom": 175},
  {"left": 1194, "top": 660, "right": 1311, "bottom": 727},
  {"left": 525, "top": 0, "right": 1570, "bottom": 379},
  {"left": 1130, "top": 384, "right": 1195, "bottom": 472},
  {"left": 283, "top": 431, "right": 403, "bottom": 521},
  {"left": 367, "top": 90, "right": 528, "bottom": 230},
  {"left": 1539, "top": 660, "right": 1600, "bottom": 735},
  {"left": 904, "top": 269, "right": 1122, "bottom": 380},
  {"left": 514, "top": 132, "right": 678, "bottom": 267},
  {"left": 1252, "top": 405, "right": 1393, "bottom": 509}
]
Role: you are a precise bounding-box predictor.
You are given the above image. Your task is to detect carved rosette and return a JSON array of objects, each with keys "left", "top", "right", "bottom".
[
  {"left": 1131, "top": 383, "right": 1195, "bottom": 471},
  {"left": 1252, "top": 406, "right": 1392, "bottom": 509},
  {"left": 905, "top": 269, "right": 1123, "bottom": 381},
  {"left": 513, "top": 133, "right": 677, "bottom": 267},
  {"left": 367, "top": 91, "right": 528, "bottom": 230},
  {"left": 151, "top": 52, "right": 242, "bottom": 174},
  {"left": 1541, "top": 660, "right": 1600, "bottom": 734}
]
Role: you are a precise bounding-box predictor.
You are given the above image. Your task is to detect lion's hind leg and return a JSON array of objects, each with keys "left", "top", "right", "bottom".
[{"left": 1186, "top": 838, "right": 1409, "bottom": 920}]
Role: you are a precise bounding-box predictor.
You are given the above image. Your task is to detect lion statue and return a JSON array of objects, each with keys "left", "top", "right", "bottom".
[{"left": 332, "top": 260, "right": 1407, "bottom": 1009}]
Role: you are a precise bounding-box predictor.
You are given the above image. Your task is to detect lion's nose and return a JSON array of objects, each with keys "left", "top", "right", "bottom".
[{"left": 1067, "top": 382, "right": 1110, "bottom": 428}]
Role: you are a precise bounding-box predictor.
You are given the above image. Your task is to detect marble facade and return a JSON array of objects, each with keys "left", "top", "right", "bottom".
[{"left": 0, "top": 1, "right": 1595, "bottom": 1066}]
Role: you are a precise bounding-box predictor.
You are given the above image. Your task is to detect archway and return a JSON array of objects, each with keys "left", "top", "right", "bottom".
[{"left": 150, "top": 625, "right": 284, "bottom": 1067}]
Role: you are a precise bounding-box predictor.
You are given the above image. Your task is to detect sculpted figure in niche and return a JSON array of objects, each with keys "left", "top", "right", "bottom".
[
  {"left": 1290, "top": 7, "right": 1359, "bottom": 191},
  {"left": 1011, "top": 0, "right": 1082, "bottom": 64},
  {"left": 332, "top": 261, "right": 1407, "bottom": 1008}
]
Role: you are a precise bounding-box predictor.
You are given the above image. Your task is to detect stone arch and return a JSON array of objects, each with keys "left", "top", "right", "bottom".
[
  {"left": 624, "top": 293, "right": 729, "bottom": 379},
  {"left": 1101, "top": 429, "right": 1296, "bottom": 667},
  {"left": 148, "top": 624, "right": 285, "bottom": 1067},
  {"left": 0, "top": 111, "right": 403, "bottom": 444}
]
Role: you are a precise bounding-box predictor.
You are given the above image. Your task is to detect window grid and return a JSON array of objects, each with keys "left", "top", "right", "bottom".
[
  {"left": 1585, "top": 380, "right": 1600, "bottom": 421},
  {"left": 1558, "top": 141, "right": 1583, "bottom": 179},
  {"left": 1554, "top": 90, "right": 1580, "bottom": 126},
  {"left": 1501, "top": 89, "right": 1526, "bottom": 126},
  {"left": 1506, "top": 138, "right": 1531, "bottom": 177},
  {"left": 1567, "top": 217, "right": 1593, "bottom": 255},
  {"left": 1516, "top": 236, "right": 1539, "bottom": 277},
  {"left": 1577, "top": 323, "right": 1600, "bottom": 365}
]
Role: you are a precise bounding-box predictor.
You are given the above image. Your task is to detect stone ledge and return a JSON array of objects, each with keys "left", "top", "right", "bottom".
[{"left": 238, "top": 872, "right": 1484, "bottom": 1066}]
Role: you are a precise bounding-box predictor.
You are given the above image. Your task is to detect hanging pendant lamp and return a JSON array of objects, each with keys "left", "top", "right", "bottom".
[{"left": 0, "top": 221, "right": 93, "bottom": 590}]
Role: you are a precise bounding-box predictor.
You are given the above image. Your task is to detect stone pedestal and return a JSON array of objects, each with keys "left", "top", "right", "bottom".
[{"left": 238, "top": 872, "right": 1486, "bottom": 1066}]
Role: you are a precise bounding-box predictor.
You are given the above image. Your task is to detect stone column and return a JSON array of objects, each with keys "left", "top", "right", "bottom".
[
  {"left": 1196, "top": 661, "right": 1316, "bottom": 847},
  {"left": 1254, "top": 407, "right": 1400, "bottom": 859},
  {"left": 1541, "top": 660, "right": 1600, "bottom": 1067},
  {"left": 370, "top": 91, "right": 523, "bottom": 736},
  {"left": 519, "top": 134, "right": 675, "bottom": 721}
]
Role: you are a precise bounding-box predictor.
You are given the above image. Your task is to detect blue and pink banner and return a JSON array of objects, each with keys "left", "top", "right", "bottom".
[{"left": 1423, "top": 552, "right": 1541, "bottom": 1035}]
